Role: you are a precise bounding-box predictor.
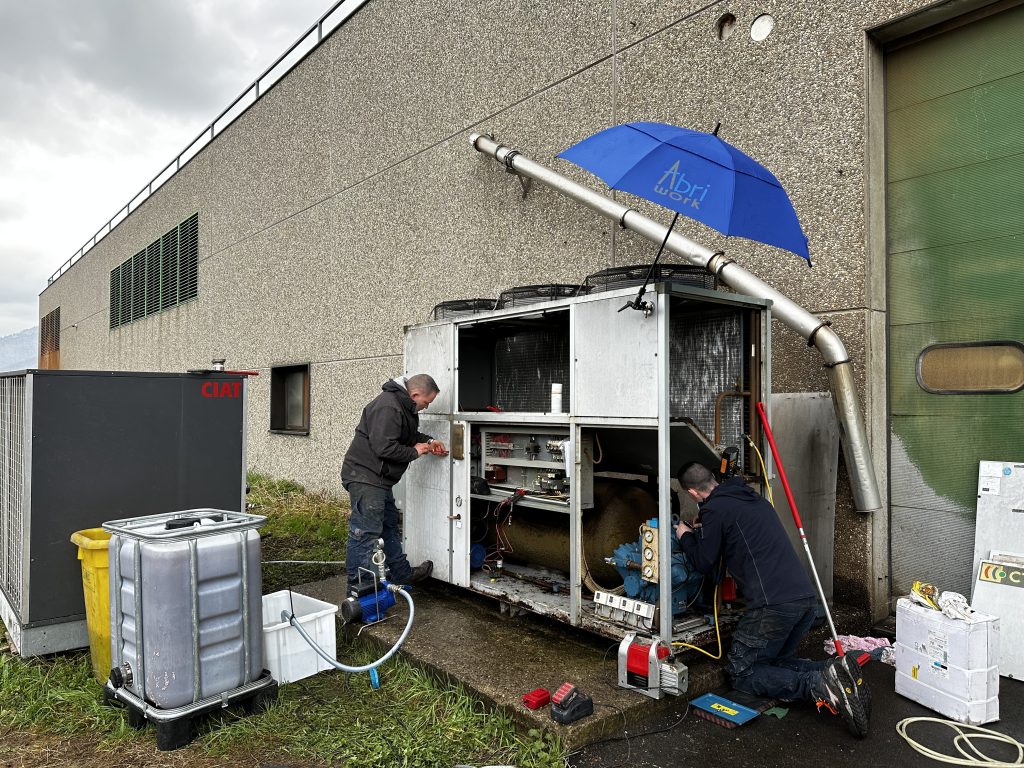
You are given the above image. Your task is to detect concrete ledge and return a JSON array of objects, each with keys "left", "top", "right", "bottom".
[{"left": 295, "top": 576, "right": 727, "bottom": 749}]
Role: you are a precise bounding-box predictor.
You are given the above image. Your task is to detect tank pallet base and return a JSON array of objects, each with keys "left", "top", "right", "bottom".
[{"left": 102, "top": 670, "right": 279, "bottom": 751}]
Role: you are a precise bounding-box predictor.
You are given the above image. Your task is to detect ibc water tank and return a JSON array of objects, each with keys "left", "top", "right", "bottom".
[{"left": 105, "top": 510, "right": 265, "bottom": 710}]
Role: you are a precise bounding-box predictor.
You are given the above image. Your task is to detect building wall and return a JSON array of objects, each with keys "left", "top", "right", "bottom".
[{"left": 39, "top": 0, "right": 986, "bottom": 615}]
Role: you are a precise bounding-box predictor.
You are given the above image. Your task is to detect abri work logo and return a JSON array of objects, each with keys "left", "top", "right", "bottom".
[{"left": 654, "top": 160, "right": 711, "bottom": 209}]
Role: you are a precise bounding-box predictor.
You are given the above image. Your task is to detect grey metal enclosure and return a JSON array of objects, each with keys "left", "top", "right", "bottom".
[
  {"left": 399, "top": 280, "right": 772, "bottom": 644},
  {"left": 105, "top": 510, "right": 265, "bottom": 710},
  {"left": 0, "top": 370, "right": 249, "bottom": 656}
]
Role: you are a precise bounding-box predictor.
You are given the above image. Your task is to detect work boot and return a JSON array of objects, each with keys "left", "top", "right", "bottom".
[
  {"left": 813, "top": 657, "right": 870, "bottom": 738},
  {"left": 406, "top": 560, "right": 433, "bottom": 585}
]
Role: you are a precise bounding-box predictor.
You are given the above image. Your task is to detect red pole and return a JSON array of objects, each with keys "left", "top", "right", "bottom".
[{"left": 755, "top": 401, "right": 846, "bottom": 658}]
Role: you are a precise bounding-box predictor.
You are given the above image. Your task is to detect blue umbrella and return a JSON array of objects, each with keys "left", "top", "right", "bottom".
[{"left": 558, "top": 122, "right": 810, "bottom": 262}]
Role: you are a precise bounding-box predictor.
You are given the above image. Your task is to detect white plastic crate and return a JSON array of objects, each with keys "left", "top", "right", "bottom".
[{"left": 262, "top": 591, "right": 338, "bottom": 684}]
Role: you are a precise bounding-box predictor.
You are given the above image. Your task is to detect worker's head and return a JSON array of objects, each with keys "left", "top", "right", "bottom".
[
  {"left": 678, "top": 462, "right": 718, "bottom": 503},
  {"left": 407, "top": 373, "right": 440, "bottom": 412}
]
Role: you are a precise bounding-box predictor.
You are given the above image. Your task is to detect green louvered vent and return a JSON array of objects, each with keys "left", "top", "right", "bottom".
[
  {"left": 178, "top": 214, "right": 199, "bottom": 302},
  {"left": 145, "top": 241, "right": 161, "bottom": 315},
  {"left": 131, "top": 250, "right": 146, "bottom": 321},
  {"left": 109, "top": 213, "right": 199, "bottom": 329},
  {"left": 109, "top": 267, "right": 120, "bottom": 330}
]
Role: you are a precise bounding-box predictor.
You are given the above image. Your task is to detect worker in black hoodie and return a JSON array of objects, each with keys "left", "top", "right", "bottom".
[
  {"left": 675, "top": 461, "right": 870, "bottom": 738},
  {"left": 342, "top": 373, "right": 447, "bottom": 591}
]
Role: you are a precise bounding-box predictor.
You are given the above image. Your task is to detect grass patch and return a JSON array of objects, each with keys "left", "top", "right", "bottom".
[
  {"left": 0, "top": 473, "right": 566, "bottom": 767},
  {"left": 249, "top": 472, "right": 350, "bottom": 592}
]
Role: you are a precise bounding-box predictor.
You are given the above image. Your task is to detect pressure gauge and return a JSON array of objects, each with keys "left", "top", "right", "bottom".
[
  {"left": 643, "top": 530, "right": 654, "bottom": 543},
  {"left": 643, "top": 566, "right": 654, "bottom": 579},
  {"left": 643, "top": 547, "right": 654, "bottom": 561}
]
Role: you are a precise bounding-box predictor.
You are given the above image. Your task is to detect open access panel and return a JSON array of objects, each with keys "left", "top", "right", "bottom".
[{"left": 398, "top": 282, "right": 772, "bottom": 646}]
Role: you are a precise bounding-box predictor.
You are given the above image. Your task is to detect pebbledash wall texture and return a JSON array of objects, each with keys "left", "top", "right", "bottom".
[{"left": 37, "top": 0, "right": 1021, "bottom": 620}]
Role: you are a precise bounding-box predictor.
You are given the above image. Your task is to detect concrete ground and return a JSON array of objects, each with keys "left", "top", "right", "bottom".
[{"left": 296, "top": 576, "right": 1024, "bottom": 765}]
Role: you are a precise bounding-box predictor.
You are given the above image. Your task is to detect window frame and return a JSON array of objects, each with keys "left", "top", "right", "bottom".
[
  {"left": 270, "top": 363, "right": 311, "bottom": 435},
  {"left": 916, "top": 340, "right": 1024, "bottom": 395}
]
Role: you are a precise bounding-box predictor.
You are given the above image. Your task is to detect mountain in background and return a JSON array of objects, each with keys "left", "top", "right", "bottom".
[{"left": 0, "top": 326, "right": 38, "bottom": 372}]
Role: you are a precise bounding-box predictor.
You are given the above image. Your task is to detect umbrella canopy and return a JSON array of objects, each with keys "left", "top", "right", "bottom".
[{"left": 558, "top": 122, "right": 810, "bottom": 261}]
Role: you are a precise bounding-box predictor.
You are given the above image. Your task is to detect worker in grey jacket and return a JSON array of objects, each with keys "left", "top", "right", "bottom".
[{"left": 342, "top": 374, "right": 447, "bottom": 590}]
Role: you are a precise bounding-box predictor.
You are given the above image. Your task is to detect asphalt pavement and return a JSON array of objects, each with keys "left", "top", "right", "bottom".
[{"left": 566, "top": 660, "right": 1024, "bottom": 768}]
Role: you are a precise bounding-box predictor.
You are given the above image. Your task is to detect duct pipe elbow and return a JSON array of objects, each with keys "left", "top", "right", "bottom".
[{"left": 809, "top": 324, "right": 850, "bottom": 367}]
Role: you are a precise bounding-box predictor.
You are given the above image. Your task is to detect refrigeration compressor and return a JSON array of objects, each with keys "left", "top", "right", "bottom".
[{"left": 606, "top": 518, "right": 704, "bottom": 615}]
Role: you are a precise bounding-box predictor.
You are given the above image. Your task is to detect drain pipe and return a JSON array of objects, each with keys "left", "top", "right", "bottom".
[{"left": 470, "top": 133, "right": 882, "bottom": 515}]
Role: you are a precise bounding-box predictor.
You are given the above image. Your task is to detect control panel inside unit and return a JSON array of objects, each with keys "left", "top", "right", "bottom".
[{"left": 470, "top": 426, "right": 593, "bottom": 510}]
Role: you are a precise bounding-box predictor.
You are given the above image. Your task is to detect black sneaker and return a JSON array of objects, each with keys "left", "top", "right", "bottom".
[
  {"left": 814, "top": 659, "right": 870, "bottom": 738},
  {"left": 406, "top": 560, "right": 433, "bottom": 584},
  {"left": 835, "top": 654, "right": 870, "bottom": 713}
]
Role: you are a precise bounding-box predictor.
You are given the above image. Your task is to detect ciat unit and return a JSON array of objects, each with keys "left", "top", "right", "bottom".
[
  {"left": 0, "top": 369, "right": 249, "bottom": 656},
  {"left": 401, "top": 273, "right": 773, "bottom": 658}
]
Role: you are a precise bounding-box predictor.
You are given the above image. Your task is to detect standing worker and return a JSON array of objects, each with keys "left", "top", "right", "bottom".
[
  {"left": 675, "top": 462, "right": 870, "bottom": 738},
  {"left": 342, "top": 374, "right": 447, "bottom": 590}
]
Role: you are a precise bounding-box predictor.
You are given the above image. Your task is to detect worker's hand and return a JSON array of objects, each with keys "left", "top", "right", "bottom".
[
  {"left": 674, "top": 520, "right": 694, "bottom": 539},
  {"left": 415, "top": 442, "right": 432, "bottom": 456},
  {"left": 428, "top": 440, "right": 448, "bottom": 456}
]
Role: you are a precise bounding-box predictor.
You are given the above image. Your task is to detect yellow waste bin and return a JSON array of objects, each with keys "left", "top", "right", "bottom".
[{"left": 70, "top": 528, "right": 112, "bottom": 684}]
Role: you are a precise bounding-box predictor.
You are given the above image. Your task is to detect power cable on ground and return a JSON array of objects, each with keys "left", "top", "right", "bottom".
[{"left": 896, "top": 717, "right": 1024, "bottom": 766}]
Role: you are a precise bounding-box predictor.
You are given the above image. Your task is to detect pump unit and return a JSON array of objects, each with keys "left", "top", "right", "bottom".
[{"left": 399, "top": 278, "right": 771, "bottom": 645}]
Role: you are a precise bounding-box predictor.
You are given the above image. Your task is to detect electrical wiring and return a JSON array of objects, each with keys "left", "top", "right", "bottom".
[
  {"left": 481, "top": 493, "right": 520, "bottom": 571},
  {"left": 671, "top": 582, "right": 723, "bottom": 660},
  {"left": 563, "top": 705, "right": 691, "bottom": 768},
  {"left": 741, "top": 436, "right": 770, "bottom": 507},
  {"left": 896, "top": 717, "right": 1024, "bottom": 766}
]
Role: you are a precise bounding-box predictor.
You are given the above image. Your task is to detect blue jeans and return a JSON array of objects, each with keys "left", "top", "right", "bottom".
[
  {"left": 345, "top": 482, "right": 413, "bottom": 589},
  {"left": 726, "top": 596, "right": 826, "bottom": 703}
]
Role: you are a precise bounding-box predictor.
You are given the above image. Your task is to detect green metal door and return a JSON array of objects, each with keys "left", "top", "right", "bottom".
[{"left": 887, "top": 4, "right": 1024, "bottom": 599}]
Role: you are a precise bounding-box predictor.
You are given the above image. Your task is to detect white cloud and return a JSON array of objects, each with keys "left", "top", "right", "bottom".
[{"left": 0, "top": 0, "right": 338, "bottom": 336}]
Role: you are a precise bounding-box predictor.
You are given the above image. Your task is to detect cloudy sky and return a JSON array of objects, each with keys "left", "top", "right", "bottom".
[{"left": 0, "top": 0, "right": 345, "bottom": 337}]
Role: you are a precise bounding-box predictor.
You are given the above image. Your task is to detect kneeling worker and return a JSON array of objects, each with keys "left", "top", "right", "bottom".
[
  {"left": 675, "top": 462, "right": 870, "bottom": 738},
  {"left": 342, "top": 373, "right": 447, "bottom": 590}
]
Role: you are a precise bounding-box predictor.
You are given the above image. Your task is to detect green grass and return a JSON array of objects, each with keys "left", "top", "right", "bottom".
[
  {"left": 249, "top": 472, "right": 350, "bottom": 593},
  {"left": 0, "top": 472, "right": 565, "bottom": 767}
]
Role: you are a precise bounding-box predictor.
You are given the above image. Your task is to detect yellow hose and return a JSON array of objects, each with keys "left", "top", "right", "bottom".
[{"left": 671, "top": 583, "right": 723, "bottom": 660}]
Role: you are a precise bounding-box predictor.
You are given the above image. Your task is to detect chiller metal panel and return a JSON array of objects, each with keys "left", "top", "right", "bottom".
[
  {"left": 401, "top": 418, "right": 456, "bottom": 583},
  {"left": 0, "top": 370, "right": 248, "bottom": 656},
  {"left": 404, "top": 283, "right": 773, "bottom": 642},
  {"left": 573, "top": 294, "right": 658, "bottom": 418}
]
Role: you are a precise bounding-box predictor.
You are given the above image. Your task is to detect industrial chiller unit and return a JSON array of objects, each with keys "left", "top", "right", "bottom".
[
  {"left": 0, "top": 369, "right": 249, "bottom": 657},
  {"left": 399, "top": 275, "right": 773, "bottom": 647}
]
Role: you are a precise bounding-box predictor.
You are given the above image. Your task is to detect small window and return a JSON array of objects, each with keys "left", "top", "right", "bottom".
[
  {"left": 917, "top": 341, "right": 1024, "bottom": 394},
  {"left": 270, "top": 364, "right": 310, "bottom": 434}
]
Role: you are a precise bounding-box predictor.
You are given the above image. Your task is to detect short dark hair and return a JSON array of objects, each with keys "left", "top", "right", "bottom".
[
  {"left": 406, "top": 373, "right": 440, "bottom": 396},
  {"left": 678, "top": 462, "right": 717, "bottom": 492}
]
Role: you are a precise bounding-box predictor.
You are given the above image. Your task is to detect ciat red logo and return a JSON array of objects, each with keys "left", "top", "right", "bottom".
[{"left": 201, "top": 381, "right": 243, "bottom": 399}]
